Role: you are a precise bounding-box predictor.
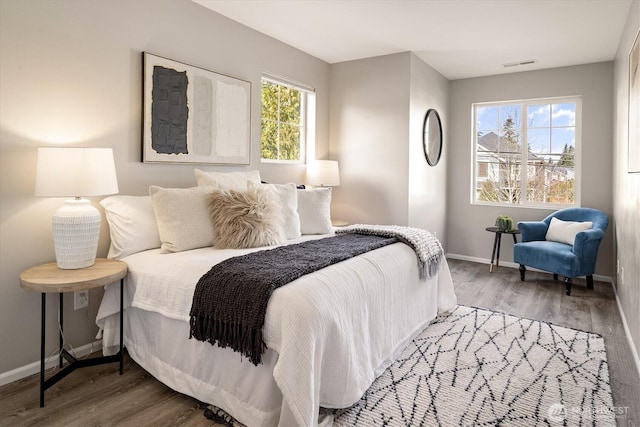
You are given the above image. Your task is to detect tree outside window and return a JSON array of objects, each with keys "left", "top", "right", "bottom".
[
  {"left": 261, "top": 78, "right": 306, "bottom": 162},
  {"left": 474, "top": 97, "right": 580, "bottom": 207}
]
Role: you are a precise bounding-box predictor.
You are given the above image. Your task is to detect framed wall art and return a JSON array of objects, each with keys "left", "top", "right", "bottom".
[
  {"left": 629, "top": 30, "right": 640, "bottom": 173},
  {"left": 142, "top": 52, "right": 251, "bottom": 165}
]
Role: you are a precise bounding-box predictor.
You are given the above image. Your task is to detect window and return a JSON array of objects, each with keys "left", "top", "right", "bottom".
[
  {"left": 473, "top": 96, "right": 581, "bottom": 207},
  {"left": 260, "top": 75, "right": 315, "bottom": 162},
  {"left": 478, "top": 162, "right": 488, "bottom": 178}
]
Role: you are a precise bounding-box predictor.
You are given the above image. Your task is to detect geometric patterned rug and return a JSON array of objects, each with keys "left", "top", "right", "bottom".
[{"left": 207, "top": 305, "right": 617, "bottom": 426}]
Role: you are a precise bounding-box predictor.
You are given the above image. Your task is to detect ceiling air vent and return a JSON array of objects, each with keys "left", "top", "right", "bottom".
[{"left": 503, "top": 59, "right": 537, "bottom": 68}]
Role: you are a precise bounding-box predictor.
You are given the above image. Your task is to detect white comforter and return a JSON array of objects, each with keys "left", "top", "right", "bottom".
[{"left": 97, "top": 234, "right": 457, "bottom": 426}]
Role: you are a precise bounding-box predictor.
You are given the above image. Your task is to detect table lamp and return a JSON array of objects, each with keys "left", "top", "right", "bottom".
[
  {"left": 306, "top": 160, "right": 340, "bottom": 187},
  {"left": 35, "top": 147, "right": 119, "bottom": 269}
]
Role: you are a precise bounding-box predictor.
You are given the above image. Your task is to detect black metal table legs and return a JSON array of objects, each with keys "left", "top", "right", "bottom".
[
  {"left": 489, "top": 232, "right": 519, "bottom": 272},
  {"left": 39, "top": 278, "right": 124, "bottom": 407}
]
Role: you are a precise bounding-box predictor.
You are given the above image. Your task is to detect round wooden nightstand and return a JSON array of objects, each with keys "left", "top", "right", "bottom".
[
  {"left": 20, "top": 258, "right": 127, "bottom": 407},
  {"left": 332, "top": 220, "right": 349, "bottom": 227}
]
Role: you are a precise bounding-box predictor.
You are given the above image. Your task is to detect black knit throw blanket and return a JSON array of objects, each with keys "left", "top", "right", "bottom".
[{"left": 189, "top": 234, "right": 397, "bottom": 365}]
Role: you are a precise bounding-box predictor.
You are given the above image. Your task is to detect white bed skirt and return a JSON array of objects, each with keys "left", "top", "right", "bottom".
[{"left": 102, "top": 307, "right": 284, "bottom": 426}]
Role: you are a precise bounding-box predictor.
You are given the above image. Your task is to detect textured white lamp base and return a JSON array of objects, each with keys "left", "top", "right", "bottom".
[{"left": 52, "top": 199, "right": 101, "bottom": 269}]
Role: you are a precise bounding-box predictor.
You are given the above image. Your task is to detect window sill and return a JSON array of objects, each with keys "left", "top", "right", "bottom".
[{"left": 471, "top": 201, "right": 580, "bottom": 210}]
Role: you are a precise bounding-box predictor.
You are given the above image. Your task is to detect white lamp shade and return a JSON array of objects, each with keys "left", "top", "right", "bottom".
[
  {"left": 35, "top": 147, "right": 119, "bottom": 269},
  {"left": 307, "top": 160, "right": 340, "bottom": 187},
  {"left": 35, "top": 147, "right": 119, "bottom": 197}
]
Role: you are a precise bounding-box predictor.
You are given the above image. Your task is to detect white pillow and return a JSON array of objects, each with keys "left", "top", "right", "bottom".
[
  {"left": 545, "top": 217, "right": 593, "bottom": 245},
  {"left": 149, "top": 185, "right": 215, "bottom": 252},
  {"left": 100, "top": 196, "right": 161, "bottom": 259},
  {"left": 249, "top": 181, "right": 301, "bottom": 239},
  {"left": 297, "top": 187, "right": 332, "bottom": 234},
  {"left": 194, "top": 168, "right": 260, "bottom": 191}
]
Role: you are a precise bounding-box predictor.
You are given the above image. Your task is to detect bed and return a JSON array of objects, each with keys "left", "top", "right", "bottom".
[{"left": 95, "top": 171, "right": 457, "bottom": 426}]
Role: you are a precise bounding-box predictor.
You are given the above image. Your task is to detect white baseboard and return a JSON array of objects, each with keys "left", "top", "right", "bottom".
[
  {"left": 611, "top": 281, "right": 640, "bottom": 381},
  {"left": 445, "top": 253, "right": 613, "bottom": 283},
  {"left": 445, "top": 253, "right": 488, "bottom": 265},
  {"left": 0, "top": 340, "right": 102, "bottom": 387}
]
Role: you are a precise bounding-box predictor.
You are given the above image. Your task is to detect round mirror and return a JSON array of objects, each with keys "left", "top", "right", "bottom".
[{"left": 422, "top": 109, "right": 443, "bottom": 166}]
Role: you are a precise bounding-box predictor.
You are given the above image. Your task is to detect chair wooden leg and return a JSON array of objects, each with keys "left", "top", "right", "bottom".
[
  {"left": 553, "top": 273, "right": 558, "bottom": 280},
  {"left": 587, "top": 275, "right": 594, "bottom": 290},
  {"left": 519, "top": 264, "right": 526, "bottom": 281},
  {"left": 565, "top": 277, "right": 572, "bottom": 296}
]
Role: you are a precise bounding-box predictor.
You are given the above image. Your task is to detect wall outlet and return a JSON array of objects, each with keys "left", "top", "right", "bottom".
[{"left": 74, "top": 290, "right": 89, "bottom": 310}]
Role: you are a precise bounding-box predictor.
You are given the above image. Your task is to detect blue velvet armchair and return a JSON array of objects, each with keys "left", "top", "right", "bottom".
[{"left": 513, "top": 208, "right": 608, "bottom": 295}]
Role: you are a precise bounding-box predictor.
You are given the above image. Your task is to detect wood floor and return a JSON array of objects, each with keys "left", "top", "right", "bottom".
[{"left": 1, "top": 258, "right": 638, "bottom": 426}]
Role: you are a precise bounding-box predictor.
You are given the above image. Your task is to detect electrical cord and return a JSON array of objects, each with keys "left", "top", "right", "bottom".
[{"left": 45, "top": 301, "right": 100, "bottom": 375}]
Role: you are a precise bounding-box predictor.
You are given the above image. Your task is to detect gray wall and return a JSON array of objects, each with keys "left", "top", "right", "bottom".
[
  {"left": 408, "top": 55, "right": 450, "bottom": 242},
  {"left": 329, "top": 53, "right": 411, "bottom": 226},
  {"left": 329, "top": 52, "right": 450, "bottom": 244},
  {"left": 0, "top": 0, "right": 329, "bottom": 376},
  {"left": 447, "top": 62, "right": 615, "bottom": 277},
  {"left": 613, "top": 0, "right": 640, "bottom": 369}
]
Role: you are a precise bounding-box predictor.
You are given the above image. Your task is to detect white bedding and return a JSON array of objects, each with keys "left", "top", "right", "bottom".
[{"left": 97, "top": 233, "right": 457, "bottom": 426}]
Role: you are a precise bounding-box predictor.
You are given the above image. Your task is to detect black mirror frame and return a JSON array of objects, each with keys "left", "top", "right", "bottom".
[{"left": 422, "top": 108, "right": 443, "bottom": 166}]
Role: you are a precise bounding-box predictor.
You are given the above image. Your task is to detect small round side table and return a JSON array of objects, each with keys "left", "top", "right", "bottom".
[
  {"left": 19, "top": 258, "right": 127, "bottom": 407},
  {"left": 485, "top": 227, "right": 520, "bottom": 272}
]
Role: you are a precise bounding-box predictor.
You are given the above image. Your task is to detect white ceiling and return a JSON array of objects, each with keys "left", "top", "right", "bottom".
[{"left": 193, "top": 0, "right": 633, "bottom": 80}]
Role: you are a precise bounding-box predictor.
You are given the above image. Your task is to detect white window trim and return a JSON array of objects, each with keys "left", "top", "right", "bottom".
[
  {"left": 471, "top": 96, "right": 582, "bottom": 209},
  {"left": 260, "top": 74, "right": 315, "bottom": 164}
]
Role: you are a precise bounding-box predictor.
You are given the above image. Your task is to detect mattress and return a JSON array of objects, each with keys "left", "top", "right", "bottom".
[{"left": 96, "top": 233, "right": 456, "bottom": 426}]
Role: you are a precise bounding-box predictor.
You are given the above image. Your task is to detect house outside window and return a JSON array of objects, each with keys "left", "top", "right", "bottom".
[
  {"left": 260, "top": 75, "right": 315, "bottom": 163},
  {"left": 473, "top": 96, "right": 581, "bottom": 208}
]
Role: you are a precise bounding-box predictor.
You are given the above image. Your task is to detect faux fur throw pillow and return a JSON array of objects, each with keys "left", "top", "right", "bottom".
[{"left": 207, "top": 187, "right": 286, "bottom": 249}]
